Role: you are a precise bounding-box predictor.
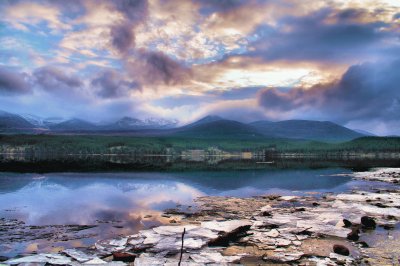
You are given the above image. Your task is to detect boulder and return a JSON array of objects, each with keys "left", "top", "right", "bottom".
[
  {"left": 347, "top": 228, "right": 359, "bottom": 241},
  {"left": 361, "top": 216, "right": 376, "bottom": 229},
  {"left": 333, "top": 244, "right": 350, "bottom": 256},
  {"left": 262, "top": 211, "right": 272, "bottom": 217},
  {"left": 343, "top": 219, "right": 352, "bottom": 228}
]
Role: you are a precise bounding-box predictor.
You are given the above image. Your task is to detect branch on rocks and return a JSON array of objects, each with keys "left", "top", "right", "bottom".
[{"left": 178, "top": 227, "right": 186, "bottom": 266}]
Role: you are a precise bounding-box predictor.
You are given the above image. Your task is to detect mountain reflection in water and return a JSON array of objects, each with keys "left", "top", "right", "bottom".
[{"left": 0, "top": 168, "right": 356, "bottom": 257}]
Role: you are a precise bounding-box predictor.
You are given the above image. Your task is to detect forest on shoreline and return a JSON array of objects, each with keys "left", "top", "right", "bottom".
[{"left": 0, "top": 135, "right": 399, "bottom": 172}]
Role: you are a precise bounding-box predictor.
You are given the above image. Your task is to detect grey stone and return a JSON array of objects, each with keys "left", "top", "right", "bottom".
[
  {"left": 201, "top": 220, "right": 251, "bottom": 232},
  {"left": 63, "top": 249, "right": 97, "bottom": 263},
  {"left": 5, "top": 254, "right": 72, "bottom": 265},
  {"left": 190, "top": 252, "right": 241, "bottom": 263}
]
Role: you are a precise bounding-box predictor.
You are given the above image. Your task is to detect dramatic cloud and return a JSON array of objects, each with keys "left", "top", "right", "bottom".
[
  {"left": 58, "top": 0, "right": 148, "bottom": 58},
  {"left": 111, "top": 23, "right": 135, "bottom": 55},
  {"left": 91, "top": 70, "right": 140, "bottom": 98},
  {"left": 110, "top": 0, "right": 148, "bottom": 54},
  {"left": 2, "top": 1, "right": 70, "bottom": 31},
  {"left": 196, "top": 0, "right": 247, "bottom": 13},
  {"left": 0, "top": 67, "right": 31, "bottom": 95},
  {"left": 249, "top": 7, "right": 398, "bottom": 62},
  {"left": 127, "top": 50, "right": 192, "bottom": 87},
  {"left": 113, "top": 0, "right": 148, "bottom": 22},
  {"left": 33, "top": 66, "right": 83, "bottom": 92},
  {"left": 1, "top": 0, "right": 400, "bottom": 134},
  {"left": 258, "top": 59, "right": 400, "bottom": 123}
]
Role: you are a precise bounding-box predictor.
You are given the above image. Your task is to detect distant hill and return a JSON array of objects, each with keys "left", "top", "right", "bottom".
[
  {"left": 0, "top": 110, "right": 36, "bottom": 132},
  {"left": 19, "top": 114, "right": 46, "bottom": 128},
  {"left": 353, "top": 129, "right": 376, "bottom": 136},
  {"left": 170, "top": 118, "right": 363, "bottom": 141},
  {"left": 184, "top": 115, "right": 224, "bottom": 128},
  {"left": 173, "top": 118, "right": 263, "bottom": 139},
  {"left": 249, "top": 120, "right": 363, "bottom": 142},
  {"left": 49, "top": 119, "right": 98, "bottom": 131}
]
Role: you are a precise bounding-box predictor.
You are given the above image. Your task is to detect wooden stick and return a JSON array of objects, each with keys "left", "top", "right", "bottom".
[{"left": 178, "top": 227, "right": 186, "bottom": 266}]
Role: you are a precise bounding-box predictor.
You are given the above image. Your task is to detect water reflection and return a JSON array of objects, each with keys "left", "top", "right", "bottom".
[{"left": 0, "top": 168, "right": 354, "bottom": 257}]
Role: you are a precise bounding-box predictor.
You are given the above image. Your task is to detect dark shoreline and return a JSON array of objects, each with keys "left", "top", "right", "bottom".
[{"left": 0, "top": 158, "right": 399, "bottom": 173}]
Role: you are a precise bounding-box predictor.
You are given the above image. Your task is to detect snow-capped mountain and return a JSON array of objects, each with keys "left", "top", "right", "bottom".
[
  {"left": 19, "top": 114, "right": 46, "bottom": 127},
  {"left": 20, "top": 114, "right": 68, "bottom": 129},
  {"left": 144, "top": 117, "right": 179, "bottom": 128},
  {"left": 0, "top": 110, "right": 180, "bottom": 132},
  {"left": 0, "top": 110, "right": 369, "bottom": 141},
  {"left": 114, "top": 117, "right": 148, "bottom": 128},
  {"left": 107, "top": 117, "right": 179, "bottom": 130},
  {"left": 43, "top": 117, "right": 67, "bottom": 125}
]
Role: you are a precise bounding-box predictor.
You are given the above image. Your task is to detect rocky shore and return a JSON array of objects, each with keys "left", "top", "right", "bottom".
[{"left": 1, "top": 168, "right": 400, "bottom": 265}]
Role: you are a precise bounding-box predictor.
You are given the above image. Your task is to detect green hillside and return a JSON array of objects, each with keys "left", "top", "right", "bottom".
[
  {"left": 250, "top": 120, "right": 363, "bottom": 142},
  {"left": 173, "top": 120, "right": 264, "bottom": 139}
]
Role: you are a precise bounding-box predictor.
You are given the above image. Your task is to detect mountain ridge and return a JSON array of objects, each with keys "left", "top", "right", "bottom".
[
  {"left": 174, "top": 118, "right": 263, "bottom": 139},
  {"left": 0, "top": 110, "right": 367, "bottom": 141},
  {"left": 0, "top": 110, "right": 36, "bottom": 131},
  {"left": 249, "top": 119, "right": 364, "bottom": 142}
]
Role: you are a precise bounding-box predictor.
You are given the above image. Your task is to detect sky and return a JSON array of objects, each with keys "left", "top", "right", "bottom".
[{"left": 0, "top": 0, "right": 399, "bottom": 135}]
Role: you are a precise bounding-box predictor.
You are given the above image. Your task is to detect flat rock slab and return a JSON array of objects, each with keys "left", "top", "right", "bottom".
[
  {"left": 186, "top": 227, "right": 219, "bottom": 239},
  {"left": 190, "top": 252, "right": 241, "bottom": 264},
  {"left": 5, "top": 254, "right": 72, "bottom": 265},
  {"left": 201, "top": 220, "right": 252, "bottom": 232},
  {"left": 296, "top": 220, "right": 352, "bottom": 238},
  {"left": 153, "top": 225, "right": 198, "bottom": 235},
  {"left": 62, "top": 249, "right": 98, "bottom": 263},
  {"left": 266, "top": 251, "right": 304, "bottom": 262}
]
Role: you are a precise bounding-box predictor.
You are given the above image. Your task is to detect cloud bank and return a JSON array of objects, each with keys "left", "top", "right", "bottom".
[
  {"left": 0, "top": 0, "right": 399, "bottom": 134},
  {"left": 0, "top": 67, "right": 31, "bottom": 95},
  {"left": 258, "top": 59, "right": 400, "bottom": 134}
]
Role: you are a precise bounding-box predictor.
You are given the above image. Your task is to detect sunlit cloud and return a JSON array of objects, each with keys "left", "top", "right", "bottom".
[{"left": 3, "top": 1, "right": 71, "bottom": 32}]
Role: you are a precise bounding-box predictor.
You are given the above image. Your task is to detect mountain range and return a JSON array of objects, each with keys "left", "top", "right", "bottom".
[
  {"left": 0, "top": 111, "right": 371, "bottom": 142},
  {"left": 1, "top": 111, "right": 178, "bottom": 131}
]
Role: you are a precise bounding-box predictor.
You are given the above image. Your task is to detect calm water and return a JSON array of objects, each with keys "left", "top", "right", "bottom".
[{"left": 0, "top": 168, "right": 382, "bottom": 257}]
